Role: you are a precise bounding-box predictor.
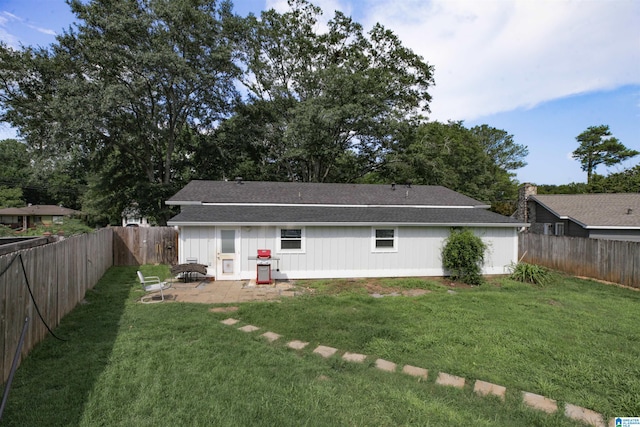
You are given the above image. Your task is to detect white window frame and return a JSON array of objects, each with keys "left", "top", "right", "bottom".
[
  {"left": 277, "top": 227, "right": 305, "bottom": 253},
  {"left": 371, "top": 227, "right": 398, "bottom": 252},
  {"left": 555, "top": 222, "right": 565, "bottom": 236},
  {"left": 543, "top": 223, "right": 553, "bottom": 235}
]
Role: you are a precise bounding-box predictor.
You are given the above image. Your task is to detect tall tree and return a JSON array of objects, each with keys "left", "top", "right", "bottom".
[
  {"left": 374, "top": 121, "right": 496, "bottom": 201},
  {"left": 0, "top": 0, "right": 241, "bottom": 224},
  {"left": 235, "top": 0, "right": 434, "bottom": 182},
  {"left": 572, "top": 125, "right": 639, "bottom": 184},
  {"left": 470, "top": 124, "right": 528, "bottom": 172}
]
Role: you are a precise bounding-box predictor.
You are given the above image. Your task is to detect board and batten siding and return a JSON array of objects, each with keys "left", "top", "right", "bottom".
[{"left": 177, "top": 225, "right": 518, "bottom": 280}]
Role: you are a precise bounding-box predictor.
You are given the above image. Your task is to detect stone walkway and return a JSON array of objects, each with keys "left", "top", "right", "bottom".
[{"left": 220, "top": 317, "right": 613, "bottom": 427}]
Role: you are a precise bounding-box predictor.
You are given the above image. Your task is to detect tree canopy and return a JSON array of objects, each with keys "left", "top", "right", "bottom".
[
  {"left": 0, "top": 0, "right": 532, "bottom": 224},
  {"left": 572, "top": 125, "right": 639, "bottom": 184},
  {"left": 232, "top": 0, "right": 434, "bottom": 182}
]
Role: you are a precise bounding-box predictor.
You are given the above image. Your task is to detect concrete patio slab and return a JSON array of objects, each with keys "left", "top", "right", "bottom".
[
  {"left": 375, "top": 359, "right": 397, "bottom": 373},
  {"left": 221, "top": 318, "right": 239, "bottom": 325},
  {"left": 342, "top": 352, "right": 367, "bottom": 363},
  {"left": 564, "top": 403, "right": 605, "bottom": 427},
  {"left": 169, "top": 280, "right": 298, "bottom": 304},
  {"left": 238, "top": 325, "right": 260, "bottom": 332},
  {"left": 401, "top": 365, "right": 428, "bottom": 379},
  {"left": 473, "top": 380, "right": 506, "bottom": 400},
  {"left": 287, "top": 340, "right": 309, "bottom": 350},
  {"left": 522, "top": 391, "right": 557, "bottom": 414},
  {"left": 313, "top": 345, "right": 338, "bottom": 358},
  {"left": 435, "top": 372, "right": 465, "bottom": 389},
  {"left": 261, "top": 331, "right": 281, "bottom": 342}
]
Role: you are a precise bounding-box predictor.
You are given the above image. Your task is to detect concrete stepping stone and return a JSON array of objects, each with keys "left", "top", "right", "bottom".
[
  {"left": 435, "top": 372, "right": 465, "bottom": 389},
  {"left": 238, "top": 325, "right": 260, "bottom": 332},
  {"left": 564, "top": 403, "right": 605, "bottom": 427},
  {"left": 375, "top": 359, "right": 397, "bottom": 373},
  {"left": 287, "top": 340, "right": 309, "bottom": 350},
  {"left": 401, "top": 365, "right": 428, "bottom": 379},
  {"left": 221, "top": 318, "right": 239, "bottom": 325},
  {"left": 522, "top": 391, "right": 557, "bottom": 414},
  {"left": 261, "top": 331, "right": 281, "bottom": 342},
  {"left": 313, "top": 345, "right": 338, "bottom": 358},
  {"left": 342, "top": 352, "right": 367, "bottom": 363},
  {"left": 473, "top": 380, "right": 506, "bottom": 401}
]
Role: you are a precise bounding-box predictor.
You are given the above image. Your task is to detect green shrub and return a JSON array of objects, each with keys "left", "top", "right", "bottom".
[
  {"left": 509, "top": 262, "right": 551, "bottom": 285},
  {"left": 441, "top": 228, "right": 487, "bottom": 285}
]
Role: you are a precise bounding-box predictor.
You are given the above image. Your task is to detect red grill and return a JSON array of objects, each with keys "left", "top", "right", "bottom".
[
  {"left": 257, "top": 249, "right": 271, "bottom": 259},
  {"left": 256, "top": 249, "right": 272, "bottom": 284}
]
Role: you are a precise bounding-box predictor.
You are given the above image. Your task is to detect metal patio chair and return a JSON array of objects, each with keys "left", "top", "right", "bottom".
[{"left": 137, "top": 270, "right": 170, "bottom": 303}]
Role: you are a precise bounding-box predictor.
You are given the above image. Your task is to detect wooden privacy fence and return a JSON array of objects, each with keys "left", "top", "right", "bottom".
[
  {"left": 0, "top": 226, "right": 177, "bottom": 385},
  {"left": 519, "top": 233, "right": 639, "bottom": 288},
  {"left": 0, "top": 228, "right": 113, "bottom": 385},
  {"left": 113, "top": 227, "right": 177, "bottom": 266}
]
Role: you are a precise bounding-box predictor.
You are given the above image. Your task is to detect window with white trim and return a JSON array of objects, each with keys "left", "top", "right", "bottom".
[
  {"left": 555, "top": 222, "right": 565, "bottom": 236},
  {"left": 277, "top": 227, "right": 305, "bottom": 252},
  {"left": 372, "top": 227, "right": 397, "bottom": 252}
]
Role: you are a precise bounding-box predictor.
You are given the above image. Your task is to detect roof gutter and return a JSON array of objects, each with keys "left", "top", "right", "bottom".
[{"left": 167, "top": 221, "right": 529, "bottom": 228}]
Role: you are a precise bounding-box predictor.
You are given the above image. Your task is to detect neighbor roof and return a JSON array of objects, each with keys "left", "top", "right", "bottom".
[
  {"left": 530, "top": 194, "right": 640, "bottom": 228},
  {"left": 0, "top": 205, "right": 82, "bottom": 216},
  {"left": 168, "top": 205, "right": 523, "bottom": 226},
  {"left": 166, "top": 180, "right": 490, "bottom": 207}
]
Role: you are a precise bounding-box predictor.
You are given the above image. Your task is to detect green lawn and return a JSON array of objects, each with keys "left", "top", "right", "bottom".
[{"left": 2, "top": 266, "right": 638, "bottom": 426}]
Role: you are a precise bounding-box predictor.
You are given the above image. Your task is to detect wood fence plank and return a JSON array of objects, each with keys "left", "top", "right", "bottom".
[{"left": 520, "top": 234, "right": 639, "bottom": 288}]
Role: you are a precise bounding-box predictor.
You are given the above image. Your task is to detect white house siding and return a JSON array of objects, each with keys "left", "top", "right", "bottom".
[
  {"left": 178, "top": 225, "right": 518, "bottom": 280},
  {"left": 178, "top": 226, "right": 216, "bottom": 272}
]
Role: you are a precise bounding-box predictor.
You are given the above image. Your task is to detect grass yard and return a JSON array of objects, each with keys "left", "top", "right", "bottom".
[{"left": 2, "top": 266, "right": 638, "bottom": 426}]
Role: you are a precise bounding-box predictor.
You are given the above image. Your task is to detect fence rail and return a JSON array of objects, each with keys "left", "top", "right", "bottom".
[{"left": 519, "top": 233, "right": 639, "bottom": 288}]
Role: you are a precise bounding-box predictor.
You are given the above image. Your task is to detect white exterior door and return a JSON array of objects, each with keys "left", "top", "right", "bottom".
[{"left": 216, "top": 228, "right": 240, "bottom": 280}]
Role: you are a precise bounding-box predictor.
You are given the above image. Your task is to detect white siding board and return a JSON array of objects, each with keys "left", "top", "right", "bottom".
[{"left": 179, "top": 224, "right": 519, "bottom": 280}]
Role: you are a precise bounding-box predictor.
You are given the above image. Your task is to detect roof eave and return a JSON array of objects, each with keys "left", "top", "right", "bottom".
[{"left": 167, "top": 221, "right": 528, "bottom": 228}]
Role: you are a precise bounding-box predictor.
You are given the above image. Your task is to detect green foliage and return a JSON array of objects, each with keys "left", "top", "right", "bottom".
[
  {"left": 0, "top": 185, "right": 24, "bottom": 208},
  {"left": 470, "top": 124, "right": 528, "bottom": 171},
  {"left": 0, "top": 224, "right": 14, "bottom": 237},
  {"left": 441, "top": 227, "right": 487, "bottom": 285},
  {"left": 235, "top": 0, "right": 434, "bottom": 182},
  {"left": 572, "top": 125, "right": 639, "bottom": 183},
  {"left": 509, "top": 262, "right": 551, "bottom": 285},
  {"left": 589, "top": 164, "right": 640, "bottom": 193},
  {"left": 20, "top": 218, "right": 93, "bottom": 237}
]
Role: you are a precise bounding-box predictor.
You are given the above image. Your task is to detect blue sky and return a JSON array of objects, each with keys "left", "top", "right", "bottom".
[{"left": 1, "top": 0, "right": 639, "bottom": 185}]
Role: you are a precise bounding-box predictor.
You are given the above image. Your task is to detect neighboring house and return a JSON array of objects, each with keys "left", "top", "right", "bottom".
[
  {"left": 121, "top": 204, "right": 150, "bottom": 227},
  {"left": 515, "top": 184, "right": 640, "bottom": 241},
  {"left": 0, "top": 205, "right": 82, "bottom": 230},
  {"left": 166, "top": 180, "right": 526, "bottom": 281}
]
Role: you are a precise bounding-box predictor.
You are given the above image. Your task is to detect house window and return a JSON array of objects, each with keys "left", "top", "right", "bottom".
[
  {"left": 372, "top": 228, "right": 397, "bottom": 252},
  {"left": 53, "top": 215, "right": 64, "bottom": 224},
  {"left": 543, "top": 223, "right": 553, "bottom": 235},
  {"left": 555, "top": 223, "right": 565, "bottom": 236},
  {"left": 278, "top": 227, "right": 304, "bottom": 252}
]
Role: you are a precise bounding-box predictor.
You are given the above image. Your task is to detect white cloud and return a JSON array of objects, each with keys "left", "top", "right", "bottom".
[
  {"left": 27, "top": 24, "right": 56, "bottom": 36},
  {"left": 355, "top": 0, "right": 640, "bottom": 121}
]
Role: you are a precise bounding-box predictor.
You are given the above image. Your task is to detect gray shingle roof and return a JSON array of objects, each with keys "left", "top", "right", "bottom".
[
  {"left": 531, "top": 194, "right": 640, "bottom": 228},
  {"left": 166, "top": 180, "right": 488, "bottom": 207},
  {"left": 0, "top": 205, "right": 82, "bottom": 216},
  {"left": 168, "top": 205, "right": 523, "bottom": 226}
]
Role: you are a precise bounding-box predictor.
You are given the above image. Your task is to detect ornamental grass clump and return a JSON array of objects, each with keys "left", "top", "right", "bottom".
[
  {"left": 509, "top": 262, "right": 551, "bottom": 285},
  {"left": 441, "top": 228, "right": 487, "bottom": 286}
]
